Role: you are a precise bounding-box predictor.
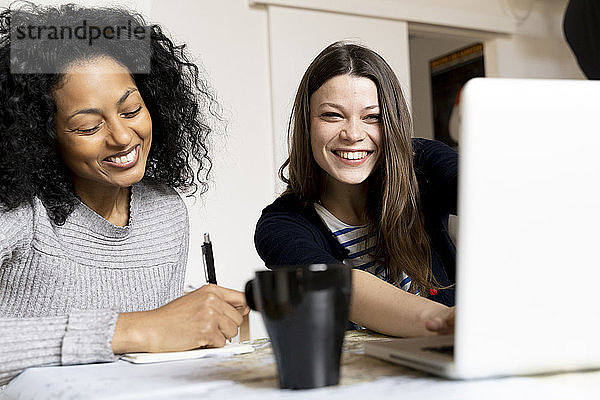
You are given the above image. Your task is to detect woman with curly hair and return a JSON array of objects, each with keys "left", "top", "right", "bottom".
[
  {"left": 0, "top": 3, "right": 247, "bottom": 385},
  {"left": 255, "top": 41, "right": 456, "bottom": 337}
]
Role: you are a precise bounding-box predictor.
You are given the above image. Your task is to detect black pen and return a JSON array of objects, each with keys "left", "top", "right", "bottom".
[{"left": 202, "top": 233, "right": 217, "bottom": 285}]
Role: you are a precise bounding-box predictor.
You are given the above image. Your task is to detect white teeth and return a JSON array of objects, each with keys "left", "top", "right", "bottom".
[
  {"left": 108, "top": 147, "right": 136, "bottom": 164},
  {"left": 337, "top": 151, "right": 368, "bottom": 160}
]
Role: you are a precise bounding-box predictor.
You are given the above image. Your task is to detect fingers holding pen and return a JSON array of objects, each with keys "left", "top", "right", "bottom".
[
  {"left": 210, "top": 284, "right": 250, "bottom": 315},
  {"left": 218, "top": 313, "right": 240, "bottom": 341},
  {"left": 201, "top": 234, "right": 249, "bottom": 316},
  {"left": 189, "top": 285, "right": 251, "bottom": 345},
  {"left": 124, "top": 284, "right": 248, "bottom": 353},
  {"left": 191, "top": 284, "right": 247, "bottom": 319},
  {"left": 191, "top": 286, "right": 244, "bottom": 331}
]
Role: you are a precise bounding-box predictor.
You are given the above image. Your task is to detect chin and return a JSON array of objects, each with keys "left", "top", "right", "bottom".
[
  {"left": 334, "top": 175, "right": 370, "bottom": 186},
  {"left": 113, "top": 170, "right": 146, "bottom": 188}
]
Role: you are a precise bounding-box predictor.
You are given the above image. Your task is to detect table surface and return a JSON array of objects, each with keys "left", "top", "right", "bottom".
[{"left": 3, "top": 331, "right": 600, "bottom": 400}]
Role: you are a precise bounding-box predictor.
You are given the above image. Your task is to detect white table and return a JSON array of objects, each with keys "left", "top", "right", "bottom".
[{"left": 3, "top": 332, "right": 600, "bottom": 400}]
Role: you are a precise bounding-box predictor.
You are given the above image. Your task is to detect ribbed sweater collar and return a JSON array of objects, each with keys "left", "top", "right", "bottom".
[{"left": 69, "top": 183, "right": 140, "bottom": 239}]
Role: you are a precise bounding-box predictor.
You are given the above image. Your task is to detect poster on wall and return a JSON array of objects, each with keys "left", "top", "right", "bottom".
[{"left": 430, "top": 43, "right": 485, "bottom": 149}]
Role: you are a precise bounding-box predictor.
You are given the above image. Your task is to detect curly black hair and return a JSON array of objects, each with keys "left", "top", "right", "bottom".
[{"left": 0, "top": 2, "right": 220, "bottom": 225}]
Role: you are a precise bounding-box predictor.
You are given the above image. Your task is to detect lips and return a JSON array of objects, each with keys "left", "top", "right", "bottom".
[
  {"left": 330, "top": 149, "right": 375, "bottom": 167},
  {"left": 334, "top": 150, "right": 372, "bottom": 160},
  {"left": 103, "top": 145, "right": 139, "bottom": 168}
]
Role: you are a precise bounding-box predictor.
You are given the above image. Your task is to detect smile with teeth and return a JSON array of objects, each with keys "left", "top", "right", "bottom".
[
  {"left": 105, "top": 146, "right": 137, "bottom": 165},
  {"left": 334, "top": 150, "right": 371, "bottom": 160}
]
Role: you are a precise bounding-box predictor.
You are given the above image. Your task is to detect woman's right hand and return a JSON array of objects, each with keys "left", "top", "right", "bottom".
[
  {"left": 424, "top": 306, "right": 455, "bottom": 335},
  {"left": 112, "top": 284, "right": 249, "bottom": 354}
]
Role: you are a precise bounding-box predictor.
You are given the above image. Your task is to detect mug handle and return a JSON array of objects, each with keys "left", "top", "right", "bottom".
[{"left": 244, "top": 279, "right": 257, "bottom": 311}]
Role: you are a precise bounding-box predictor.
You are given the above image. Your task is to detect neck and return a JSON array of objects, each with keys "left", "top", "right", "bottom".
[
  {"left": 320, "top": 176, "right": 370, "bottom": 226},
  {"left": 74, "top": 182, "right": 132, "bottom": 227}
]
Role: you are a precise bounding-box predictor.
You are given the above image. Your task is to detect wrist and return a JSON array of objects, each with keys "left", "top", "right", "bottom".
[{"left": 112, "top": 310, "right": 153, "bottom": 354}]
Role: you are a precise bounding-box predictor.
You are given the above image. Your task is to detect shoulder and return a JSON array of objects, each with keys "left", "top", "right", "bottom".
[
  {"left": 412, "top": 138, "right": 458, "bottom": 214},
  {"left": 412, "top": 138, "right": 458, "bottom": 183},
  {"left": 135, "top": 178, "right": 186, "bottom": 211},
  {"left": 133, "top": 178, "right": 188, "bottom": 228},
  {"left": 255, "top": 193, "right": 344, "bottom": 267},
  {"left": 260, "top": 192, "right": 306, "bottom": 215},
  {"left": 0, "top": 201, "right": 35, "bottom": 255},
  {"left": 257, "top": 193, "right": 316, "bottom": 233},
  {"left": 136, "top": 178, "right": 186, "bottom": 206},
  {"left": 412, "top": 138, "right": 457, "bottom": 166},
  {"left": 0, "top": 201, "right": 34, "bottom": 225}
]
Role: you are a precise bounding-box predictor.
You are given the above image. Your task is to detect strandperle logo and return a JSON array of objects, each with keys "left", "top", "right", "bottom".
[
  {"left": 10, "top": 17, "right": 151, "bottom": 74},
  {"left": 13, "top": 19, "right": 147, "bottom": 46}
]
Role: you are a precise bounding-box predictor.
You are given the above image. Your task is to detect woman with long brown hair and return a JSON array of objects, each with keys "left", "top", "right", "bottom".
[{"left": 255, "top": 41, "right": 456, "bottom": 337}]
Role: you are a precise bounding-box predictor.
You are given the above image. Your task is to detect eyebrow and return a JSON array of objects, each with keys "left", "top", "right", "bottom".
[
  {"left": 318, "top": 102, "right": 379, "bottom": 111},
  {"left": 66, "top": 87, "right": 138, "bottom": 121},
  {"left": 116, "top": 88, "right": 138, "bottom": 106}
]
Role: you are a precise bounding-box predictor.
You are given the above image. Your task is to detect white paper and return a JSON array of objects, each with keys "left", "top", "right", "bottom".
[{"left": 121, "top": 343, "right": 254, "bottom": 364}]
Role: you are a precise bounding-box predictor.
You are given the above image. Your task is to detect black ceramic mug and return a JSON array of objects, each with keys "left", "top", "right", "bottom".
[{"left": 245, "top": 264, "right": 352, "bottom": 390}]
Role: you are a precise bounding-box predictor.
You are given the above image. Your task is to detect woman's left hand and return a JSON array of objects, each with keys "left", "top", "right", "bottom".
[{"left": 425, "top": 306, "right": 455, "bottom": 335}]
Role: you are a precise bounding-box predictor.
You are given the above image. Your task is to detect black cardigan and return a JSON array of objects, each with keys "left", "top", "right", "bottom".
[{"left": 254, "top": 138, "right": 457, "bottom": 306}]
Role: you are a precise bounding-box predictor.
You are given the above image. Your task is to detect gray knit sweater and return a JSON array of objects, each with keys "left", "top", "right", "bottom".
[{"left": 0, "top": 179, "right": 188, "bottom": 386}]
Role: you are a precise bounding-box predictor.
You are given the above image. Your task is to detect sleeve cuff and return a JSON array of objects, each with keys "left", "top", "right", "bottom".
[{"left": 61, "top": 309, "right": 119, "bottom": 365}]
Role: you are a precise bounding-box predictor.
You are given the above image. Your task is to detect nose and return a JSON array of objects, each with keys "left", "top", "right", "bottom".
[
  {"left": 339, "top": 118, "right": 366, "bottom": 142},
  {"left": 106, "top": 118, "right": 133, "bottom": 148}
]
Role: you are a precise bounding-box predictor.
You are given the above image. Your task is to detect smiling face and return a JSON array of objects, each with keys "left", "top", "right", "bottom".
[
  {"left": 53, "top": 56, "right": 152, "bottom": 198},
  {"left": 310, "top": 74, "right": 382, "bottom": 188}
]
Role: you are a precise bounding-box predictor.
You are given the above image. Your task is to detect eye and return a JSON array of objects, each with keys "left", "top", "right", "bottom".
[
  {"left": 121, "top": 105, "right": 142, "bottom": 118},
  {"left": 320, "top": 112, "right": 343, "bottom": 120},
  {"left": 364, "top": 114, "right": 381, "bottom": 122},
  {"left": 70, "top": 121, "right": 104, "bottom": 134}
]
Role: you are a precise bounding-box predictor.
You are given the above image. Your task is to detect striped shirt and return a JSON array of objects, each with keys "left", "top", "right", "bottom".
[{"left": 314, "top": 203, "right": 414, "bottom": 293}]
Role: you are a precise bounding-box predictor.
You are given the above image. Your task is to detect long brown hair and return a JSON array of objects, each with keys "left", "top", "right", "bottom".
[{"left": 280, "top": 41, "right": 439, "bottom": 294}]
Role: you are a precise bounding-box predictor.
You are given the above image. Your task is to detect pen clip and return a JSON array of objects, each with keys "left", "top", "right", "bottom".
[
  {"left": 202, "top": 254, "right": 209, "bottom": 283},
  {"left": 201, "top": 239, "right": 209, "bottom": 283}
]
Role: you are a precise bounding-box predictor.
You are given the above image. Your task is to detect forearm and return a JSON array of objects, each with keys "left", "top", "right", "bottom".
[
  {"left": 349, "top": 269, "right": 449, "bottom": 337},
  {"left": 0, "top": 316, "right": 65, "bottom": 386},
  {"left": 0, "top": 310, "right": 117, "bottom": 386}
]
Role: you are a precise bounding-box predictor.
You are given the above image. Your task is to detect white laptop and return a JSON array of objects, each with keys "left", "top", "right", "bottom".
[{"left": 365, "top": 78, "right": 600, "bottom": 379}]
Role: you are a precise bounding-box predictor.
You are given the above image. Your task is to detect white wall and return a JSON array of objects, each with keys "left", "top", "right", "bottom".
[
  {"left": 267, "top": 5, "right": 411, "bottom": 193},
  {"left": 488, "top": 0, "right": 584, "bottom": 79}
]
